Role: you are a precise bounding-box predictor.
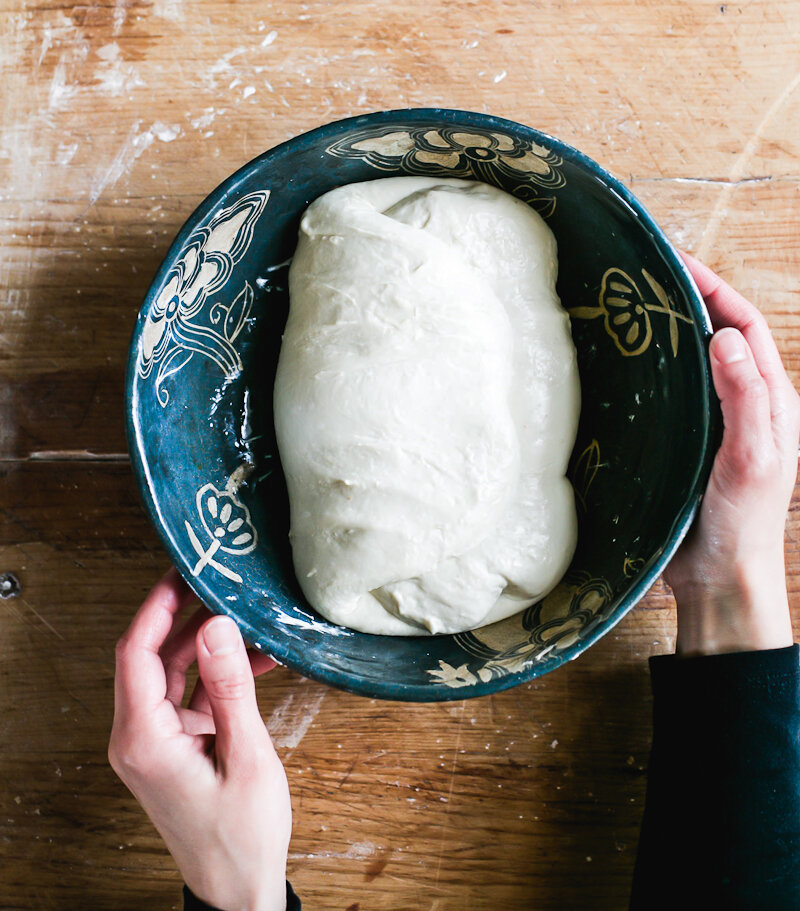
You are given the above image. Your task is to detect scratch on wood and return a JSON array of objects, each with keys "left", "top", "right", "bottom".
[
  {"left": 338, "top": 753, "right": 360, "bottom": 789},
  {"left": 697, "top": 68, "right": 800, "bottom": 260},
  {"left": 632, "top": 175, "right": 779, "bottom": 187},
  {"left": 25, "top": 451, "right": 130, "bottom": 462},
  {"left": 3, "top": 597, "right": 64, "bottom": 641}
]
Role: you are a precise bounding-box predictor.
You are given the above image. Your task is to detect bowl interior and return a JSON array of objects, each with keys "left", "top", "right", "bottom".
[{"left": 127, "top": 109, "right": 716, "bottom": 701}]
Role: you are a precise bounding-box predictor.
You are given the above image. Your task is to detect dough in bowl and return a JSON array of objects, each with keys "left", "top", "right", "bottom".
[{"left": 273, "top": 177, "right": 580, "bottom": 635}]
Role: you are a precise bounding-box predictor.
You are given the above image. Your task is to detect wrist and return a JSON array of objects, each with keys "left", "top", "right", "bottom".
[
  {"left": 672, "top": 556, "right": 793, "bottom": 658},
  {"left": 186, "top": 872, "right": 287, "bottom": 911},
  {"left": 248, "top": 881, "right": 287, "bottom": 911}
]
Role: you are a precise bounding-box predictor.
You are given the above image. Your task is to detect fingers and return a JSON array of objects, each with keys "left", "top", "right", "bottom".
[
  {"left": 114, "top": 568, "right": 195, "bottom": 725},
  {"left": 161, "top": 605, "right": 213, "bottom": 705},
  {"left": 709, "top": 328, "right": 775, "bottom": 488},
  {"left": 683, "top": 251, "right": 784, "bottom": 370},
  {"left": 682, "top": 251, "right": 756, "bottom": 322},
  {"left": 195, "top": 616, "right": 273, "bottom": 774},
  {"left": 188, "top": 650, "right": 277, "bottom": 716},
  {"left": 250, "top": 651, "right": 279, "bottom": 677},
  {"left": 682, "top": 251, "right": 800, "bottom": 457},
  {"left": 174, "top": 705, "right": 217, "bottom": 738}
]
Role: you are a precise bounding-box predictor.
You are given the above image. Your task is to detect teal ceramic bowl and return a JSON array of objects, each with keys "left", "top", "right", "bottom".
[{"left": 126, "top": 109, "right": 718, "bottom": 701}]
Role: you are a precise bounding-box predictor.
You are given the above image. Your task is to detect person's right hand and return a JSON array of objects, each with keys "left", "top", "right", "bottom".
[
  {"left": 109, "top": 570, "right": 291, "bottom": 911},
  {"left": 663, "top": 253, "right": 800, "bottom": 657}
]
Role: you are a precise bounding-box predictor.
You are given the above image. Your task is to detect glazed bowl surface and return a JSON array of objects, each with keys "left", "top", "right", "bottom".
[{"left": 126, "top": 108, "right": 717, "bottom": 701}]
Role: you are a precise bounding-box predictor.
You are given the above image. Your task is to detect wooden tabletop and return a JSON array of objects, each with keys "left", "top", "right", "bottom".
[{"left": 2, "top": 1, "right": 800, "bottom": 908}]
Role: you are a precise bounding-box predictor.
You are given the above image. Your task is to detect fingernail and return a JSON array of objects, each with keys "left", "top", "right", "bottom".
[
  {"left": 713, "top": 328, "right": 747, "bottom": 364},
  {"left": 203, "top": 616, "right": 240, "bottom": 656}
]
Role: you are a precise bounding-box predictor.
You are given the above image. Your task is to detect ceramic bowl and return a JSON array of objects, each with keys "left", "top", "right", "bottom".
[{"left": 126, "top": 109, "right": 718, "bottom": 701}]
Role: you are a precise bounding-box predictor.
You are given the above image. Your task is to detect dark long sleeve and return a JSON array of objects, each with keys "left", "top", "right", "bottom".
[
  {"left": 183, "top": 881, "right": 301, "bottom": 911},
  {"left": 630, "top": 644, "right": 800, "bottom": 910}
]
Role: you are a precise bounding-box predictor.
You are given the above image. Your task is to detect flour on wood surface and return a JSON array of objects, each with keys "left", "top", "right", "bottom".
[{"left": 267, "top": 682, "right": 327, "bottom": 750}]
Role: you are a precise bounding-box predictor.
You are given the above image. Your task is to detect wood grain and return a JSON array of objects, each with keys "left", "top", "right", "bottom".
[
  {"left": 2, "top": 0, "right": 799, "bottom": 908},
  {"left": 0, "top": 462, "right": 667, "bottom": 910}
]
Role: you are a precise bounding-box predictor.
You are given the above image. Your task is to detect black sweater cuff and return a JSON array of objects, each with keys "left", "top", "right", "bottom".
[
  {"left": 183, "top": 881, "right": 301, "bottom": 910},
  {"left": 648, "top": 644, "right": 800, "bottom": 768},
  {"left": 649, "top": 643, "right": 800, "bottom": 697},
  {"left": 631, "top": 644, "right": 800, "bottom": 910}
]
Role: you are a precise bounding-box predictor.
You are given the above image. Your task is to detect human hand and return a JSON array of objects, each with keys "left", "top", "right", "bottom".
[
  {"left": 663, "top": 253, "right": 800, "bottom": 657},
  {"left": 109, "top": 569, "right": 291, "bottom": 911}
]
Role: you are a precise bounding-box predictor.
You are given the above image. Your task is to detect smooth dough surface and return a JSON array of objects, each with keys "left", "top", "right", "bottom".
[{"left": 273, "top": 177, "right": 580, "bottom": 635}]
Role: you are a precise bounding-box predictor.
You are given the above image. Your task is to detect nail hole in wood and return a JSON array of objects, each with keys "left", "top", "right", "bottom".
[{"left": 0, "top": 572, "right": 21, "bottom": 599}]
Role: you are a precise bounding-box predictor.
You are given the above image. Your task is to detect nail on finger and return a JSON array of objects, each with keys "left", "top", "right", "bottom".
[{"left": 713, "top": 328, "right": 748, "bottom": 365}]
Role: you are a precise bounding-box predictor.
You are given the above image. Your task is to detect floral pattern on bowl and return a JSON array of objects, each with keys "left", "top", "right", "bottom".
[
  {"left": 127, "top": 109, "right": 718, "bottom": 701},
  {"left": 138, "top": 191, "right": 268, "bottom": 406}
]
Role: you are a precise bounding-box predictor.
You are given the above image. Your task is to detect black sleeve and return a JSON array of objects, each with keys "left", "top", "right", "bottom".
[
  {"left": 183, "top": 881, "right": 301, "bottom": 910},
  {"left": 630, "top": 644, "right": 800, "bottom": 910}
]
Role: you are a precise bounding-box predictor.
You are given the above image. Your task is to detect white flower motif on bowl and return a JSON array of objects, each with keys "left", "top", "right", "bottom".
[{"left": 138, "top": 190, "right": 269, "bottom": 405}]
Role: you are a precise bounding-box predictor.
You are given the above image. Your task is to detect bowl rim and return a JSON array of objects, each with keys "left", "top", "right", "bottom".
[{"left": 125, "top": 107, "right": 719, "bottom": 701}]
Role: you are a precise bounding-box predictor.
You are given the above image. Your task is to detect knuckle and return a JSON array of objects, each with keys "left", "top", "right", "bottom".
[
  {"left": 108, "top": 735, "right": 146, "bottom": 778},
  {"left": 114, "top": 635, "right": 131, "bottom": 662},
  {"left": 232, "top": 751, "right": 263, "bottom": 781},
  {"left": 792, "top": 387, "right": 800, "bottom": 423},
  {"left": 107, "top": 740, "right": 121, "bottom": 772},
  {"left": 232, "top": 738, "right": 274, "bottom": 780},
  {"left": 724, "top": 440, "right": 779, "bottom": 484},
  {"left": 732, "top": 372, "right": 769, "bottom": 404},
  {"left": 207, "top": 673, "right": 250, "bottom": 701},
  {"left": 749, "top": 309, "right": 771, "bottom": 336},
  {"left": 251, "top": 738, "right": 275, "bottom": 769}
]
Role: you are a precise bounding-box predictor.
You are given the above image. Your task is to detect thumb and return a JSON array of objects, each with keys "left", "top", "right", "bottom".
[
  {"left": 709, "top": 327, "right": 773, "bottom": 492},
  {"left": 196, "top": 615, "right": 268, "bottom": 773}
]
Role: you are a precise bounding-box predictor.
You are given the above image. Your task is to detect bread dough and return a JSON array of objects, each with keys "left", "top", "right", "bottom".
[{"left": 273, "top": 177, "right": 580, "bottom": 635}]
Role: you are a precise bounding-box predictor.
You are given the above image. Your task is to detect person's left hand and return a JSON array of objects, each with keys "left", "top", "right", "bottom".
[{"left": 109, "top": 569, "right": 291, "bottom": 911}]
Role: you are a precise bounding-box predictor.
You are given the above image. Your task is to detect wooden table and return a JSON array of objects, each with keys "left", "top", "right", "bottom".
[{"left": 2, "top": 2, "right": 799, "bottom": 907}]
